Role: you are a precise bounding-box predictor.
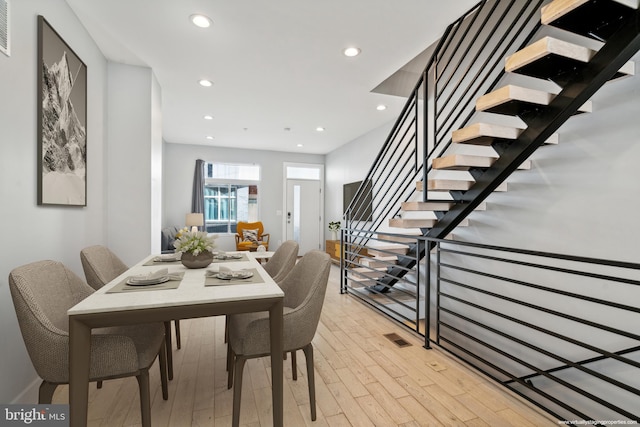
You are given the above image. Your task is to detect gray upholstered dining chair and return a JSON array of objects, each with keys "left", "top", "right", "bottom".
[
  {"left": 224, "top": 240, "right": 300, "bottom": 376},
  {"left": 262, "top": 240, "right": 299, "bottom": 283},
  {"left": 8, "top": 260, "right": 168, "bottom": 427},
  {"left": 227, "top": 250, "right": 331, "bottom": 425},
  {"left": 80, "top": 245, "right": 180, "bottom": 379}
]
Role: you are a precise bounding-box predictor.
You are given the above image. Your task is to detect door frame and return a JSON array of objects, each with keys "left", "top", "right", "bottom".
[{"left": 282, "top": 162, "right": 325, "bottom": 252}]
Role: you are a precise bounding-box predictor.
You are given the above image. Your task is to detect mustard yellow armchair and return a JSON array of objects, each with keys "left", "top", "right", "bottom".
[{"left": 235, "top": 221, "right": 270, "bottom": 251}]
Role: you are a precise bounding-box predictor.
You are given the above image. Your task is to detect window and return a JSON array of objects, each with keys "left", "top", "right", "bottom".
[{"left": 204, "top": 163, "right": 260, "bottom": 233}]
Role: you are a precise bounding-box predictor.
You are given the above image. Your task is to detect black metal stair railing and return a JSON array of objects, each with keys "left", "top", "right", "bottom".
[
  {"left": 343, "top": 0, "right": 640, "bottom": 297},
  {"left": 429, "top": 237, "right": 640, "bottom": 423},
  {"left": 342, "top": 0, "right": 545, "bottom": 292}
]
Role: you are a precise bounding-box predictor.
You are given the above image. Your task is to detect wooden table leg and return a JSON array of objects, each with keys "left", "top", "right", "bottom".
[
  {"left": 69, "top": 317, "right": 91, "bottom": 427},
  {"left": 269, "top": 299, "right": 284, "bottom": 427},
  {"left": 164, "top": 321, "right": 174, "bottom": 380}
]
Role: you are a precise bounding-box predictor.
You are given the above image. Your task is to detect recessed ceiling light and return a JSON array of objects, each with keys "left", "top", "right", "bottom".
[
  {"left": 203, "top": 115, "right": 213, "bottom": 120},
  {"left": 297, "top": 144, "right": 303, "bottom": 147},
  {"left": 190, "top": 14, "right": 212, "bottom": 28},
  {"left": 316, "top": 127, "right": 325, "bottom": 132},
  {"left": 343, "top": 47, "right": 361, "bottom": 57},
  {"left": 199, "top": 79, "right": 213, "bottom": 87},
  {"left": 376, "top": 104, "right": 387, "bottom": 111},
  {"left": 206, "top": 136, "right": 214, "bottom": 140}
]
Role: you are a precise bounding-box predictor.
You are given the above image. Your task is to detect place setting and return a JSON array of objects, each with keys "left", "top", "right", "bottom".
[
  {"left": 211, "top": 251, "right": 248, "bottom": 263},
  {"left": 107, "top": 268, "right": 185, "bottom": 293},
  {"left": 204, "top": 265, "right": 263, "bottom": 286},
  {"left": 143, "top": 253, "right": 182, "bottom": 266}
]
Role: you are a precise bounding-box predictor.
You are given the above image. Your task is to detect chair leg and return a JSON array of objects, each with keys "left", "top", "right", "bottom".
[
  {"left": 158, "top": 339, "right": 169, "bottom": 400},
  {"left": 291, "top": 350, "right": 297, "bottom": 381},
  {"left": 164, "top": 321, "right": 174, "bottom": 380},
  {"left": 136, "top": 370, "right": 152, "bottom": 427},
  {"left": 224, "top": 315, "right": 229, "bottom": 343},
  {"left": 174, "top": 320, "right": 181, "bottom": 349},
  {"left": 302, "top": 344, "right": 317, "bottom": 421},
  {"left": 97, "top": 381, "right": 103, "bottom": 389},
  {"left": 232, "top": 356, "right": 247, "bottom": 427},
  {"left": 227, "top": 348, "right": 235, "bottom": 389},
  {"left": 38, "top": 381, "right": 57, "bottom": 404}
]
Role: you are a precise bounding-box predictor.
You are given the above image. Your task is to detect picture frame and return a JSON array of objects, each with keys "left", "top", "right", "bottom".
[{"left": 37, "top": 15, "right": 87, "bottom": 206}]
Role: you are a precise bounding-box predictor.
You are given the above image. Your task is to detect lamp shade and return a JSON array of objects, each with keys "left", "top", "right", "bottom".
[{"left": 185, "top": 213, "right": 204, "bottom": 227}]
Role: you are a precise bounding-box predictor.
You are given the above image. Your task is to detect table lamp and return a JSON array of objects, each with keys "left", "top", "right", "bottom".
[{"left": 186, "top": 213, "right": 204, "bottom": 232}]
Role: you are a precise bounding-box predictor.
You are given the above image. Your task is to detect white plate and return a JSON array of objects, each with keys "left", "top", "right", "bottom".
[
  {"left": 154, "top": 255, "right": 180, "bottom": 262},
  {"left": 214, "top": 270, "right": 253, "bottom": 280},
  {"left": 126, "top": 276, "right": 171, "bottom": 286},
  {"left": 214, "top": 254, "right": 243, "bottom": 260}
]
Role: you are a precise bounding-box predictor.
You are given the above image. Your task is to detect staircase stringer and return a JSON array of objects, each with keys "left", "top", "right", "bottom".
[{"left": 374, "top": 9, "right": 640, "bottom": 292}]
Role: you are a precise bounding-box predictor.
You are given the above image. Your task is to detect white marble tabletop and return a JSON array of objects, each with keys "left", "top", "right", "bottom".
[{"left": 68, "top": 252, "right": 283, "bottom": 316}]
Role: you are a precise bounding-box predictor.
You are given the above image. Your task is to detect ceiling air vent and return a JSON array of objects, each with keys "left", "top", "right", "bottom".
[{"left": 0, "top": 0, "right": 9, "bottom": 57}]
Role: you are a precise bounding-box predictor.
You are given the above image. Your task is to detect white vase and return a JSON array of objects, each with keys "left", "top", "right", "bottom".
[{"left": 331, "top": 230, "right": 338, "bottom": 241}]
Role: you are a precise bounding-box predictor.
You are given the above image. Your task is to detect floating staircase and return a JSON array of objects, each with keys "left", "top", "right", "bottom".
[{"left": 341, "top": 0, "right": 640, "bottom": 295}]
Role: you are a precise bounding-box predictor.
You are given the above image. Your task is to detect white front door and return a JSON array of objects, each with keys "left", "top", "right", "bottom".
[{"left": 286, "top": 179, "right": 321, "bottom": 255}]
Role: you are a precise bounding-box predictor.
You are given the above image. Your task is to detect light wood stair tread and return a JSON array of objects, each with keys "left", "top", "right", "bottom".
[
  {"left": 433, "top": 154, "right": 531, "bottom": 171},
  {"left": 542, "top": 0, "right": 639, "bottom": 25},
  {"left": 401, "top": 200, "right": 487, "bottom": 211},
  {"left": 452, "top": 123, "right": 523, "bottom": 145},
  {"left": 361, "top": 255, "right": 398, "bottom": 267},
  {"left": 416, "top": 179, "right": 508, "bottom": 192},
  {"left": 365, "top": 241, "right": 409, "bottom": 251},
  {"left": 541, "top": 0, "right": 639, "bottom": 41},
  {"left": 389, "top": 218, "right": 469, "bottom": 229},
  {"left": 452, "top": 122, "right": 560, "bottom": 146},
  {"left": 505, "top": 36, "right": 634, "bottom": 81},
  {"left": 476, "top": 84, "right": 592, "bottom": 115},
  {"left": 351, "top": 267, "right": 387, "bottom": 278},
  {"left": 506, "top": 36, "right": 595, "bottom": 73},
  {"left": 401, "top": 201, "right": 455, "bottom": 211},
  {"left": 389, "top": 218, "right": 437, "bottom": 228},
  {"left": 433, "top": 154, "right": 493, "bottom": 170}
]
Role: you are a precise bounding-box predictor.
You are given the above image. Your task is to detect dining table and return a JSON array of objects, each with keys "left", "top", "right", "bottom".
[{"left": 67, "top": 251, "right": 285, "bottom": 427}]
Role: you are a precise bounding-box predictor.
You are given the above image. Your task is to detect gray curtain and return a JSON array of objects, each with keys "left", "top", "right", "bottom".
[{"left": 191, "top": 159, "right": 205, "bottom": 231}]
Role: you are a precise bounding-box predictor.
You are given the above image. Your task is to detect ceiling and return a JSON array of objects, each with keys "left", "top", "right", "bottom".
[{"left": 65, "top": 0, "right": 478, "bottom": 154}]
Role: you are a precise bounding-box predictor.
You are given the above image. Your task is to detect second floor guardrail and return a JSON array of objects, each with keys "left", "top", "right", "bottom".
[{"left": 342, "top": 232, "right": 640, "bottom": 424}]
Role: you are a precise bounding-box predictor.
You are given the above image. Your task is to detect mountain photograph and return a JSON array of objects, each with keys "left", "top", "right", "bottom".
[{"left": 38, "top": 17, "right": 86, "bottom": 206}]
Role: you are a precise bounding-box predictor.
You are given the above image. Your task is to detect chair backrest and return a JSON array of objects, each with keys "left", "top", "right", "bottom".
[
  {"left": 263, "top": 240, "right": 299, "bottom": 283},
  {"left": 80, "top": 245, "right": 128, "bottom": 290},
  {"left": 9, "top": 260, "right": 94, "bottom": 383},
  {"left": 280, "top": 250, "right": 331, "bottom": 349},
  {"left": 236, "top": 221, "right": 264, "bottom": 238}
]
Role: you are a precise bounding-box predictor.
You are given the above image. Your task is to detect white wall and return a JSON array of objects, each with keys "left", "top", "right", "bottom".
[
  {"left": 0, "top": 0, "right": 108, "bottom": 403},
  {"left": 324, "top": 121, "right": 392, "bottom": 231},
  {"left": 163, "top": 143, "right": 324, "bottom": 252},
  {"left": 106, "top": 63, "right": 163, "bottom": 265},
  {"left": 454, "top": 57, "right": 640, "bottom": 262}
]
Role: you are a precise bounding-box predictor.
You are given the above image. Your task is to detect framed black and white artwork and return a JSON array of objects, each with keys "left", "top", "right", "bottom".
[{"left": 37, "top": 15, "right": 87, "bottom": 206}]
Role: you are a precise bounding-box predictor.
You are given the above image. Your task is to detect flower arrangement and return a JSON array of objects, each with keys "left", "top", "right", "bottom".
[
  {"left": 328, "top": 221, "right": 341, "bottom": 231},
  {"left": 174, "top": 227, "right": 189, "bottom": 240},
  {"left": 173, "top": 231, "right": 217, "bottom": 255}
]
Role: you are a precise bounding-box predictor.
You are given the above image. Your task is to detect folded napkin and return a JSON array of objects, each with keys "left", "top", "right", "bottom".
[
  {"left": 129, "top": 268, "right": 168, "bottom": 283},
  {"left": 154, "top": 253, "right": 181, "bottom": 262},
  {"left": 219, "top": 266, "right": 232, "bottom": 275}
]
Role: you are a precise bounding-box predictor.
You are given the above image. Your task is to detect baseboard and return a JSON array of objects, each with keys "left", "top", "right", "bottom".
[{"left": 11, "top": 377, "right": 40, "bottom": 404}]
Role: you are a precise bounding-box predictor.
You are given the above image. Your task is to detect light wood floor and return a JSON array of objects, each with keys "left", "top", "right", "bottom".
[{"left": 53, "top": 266, "right": 557, "bottom": 426}]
